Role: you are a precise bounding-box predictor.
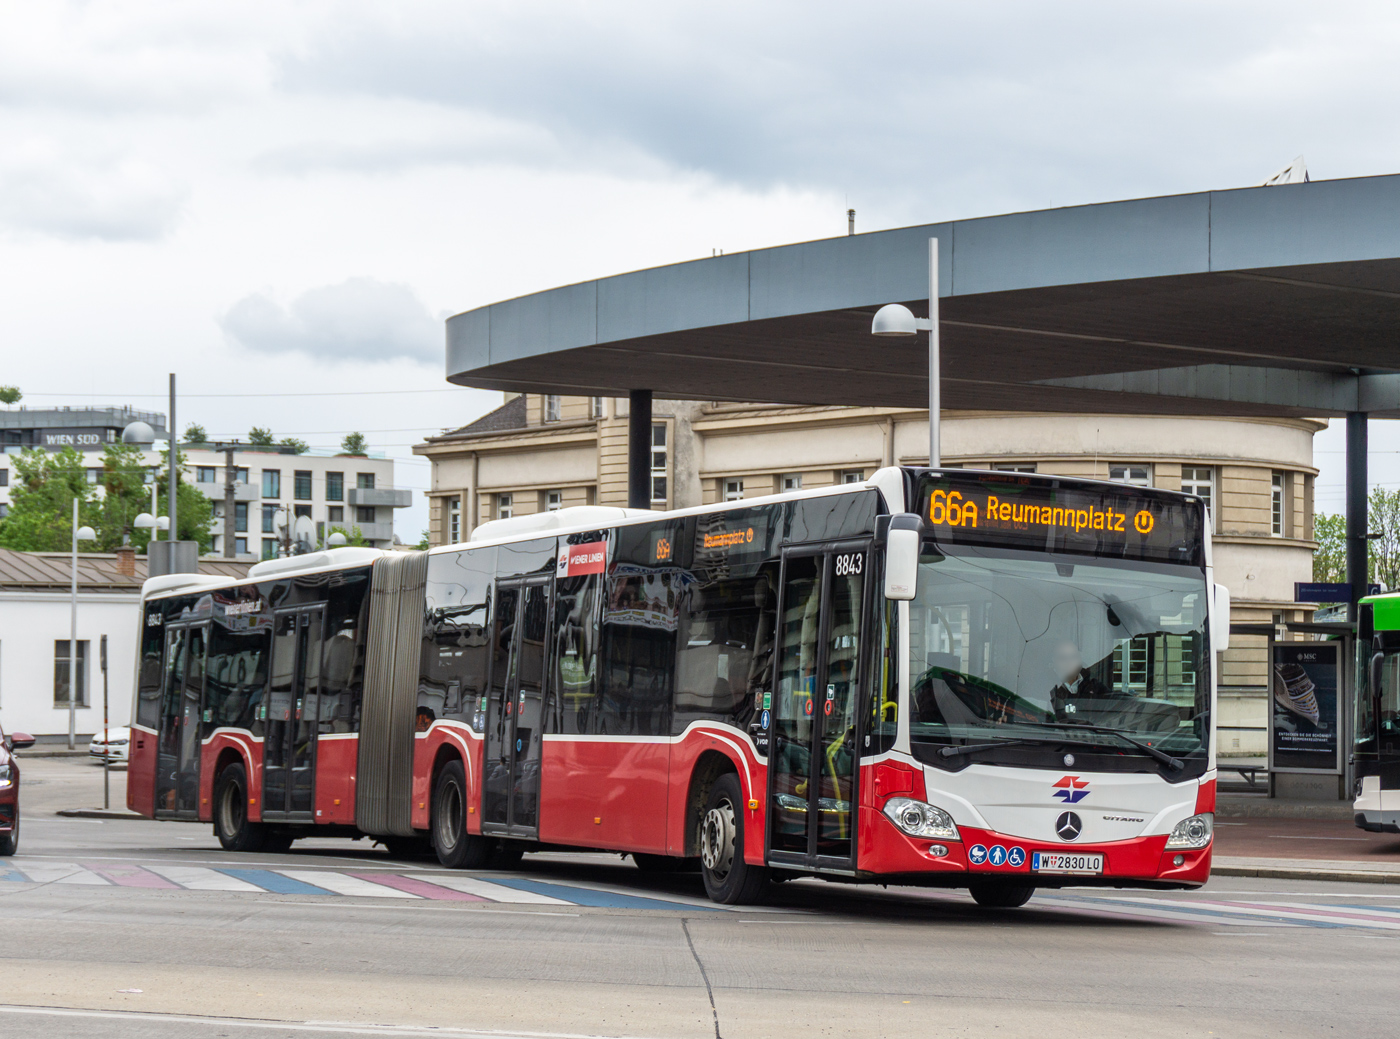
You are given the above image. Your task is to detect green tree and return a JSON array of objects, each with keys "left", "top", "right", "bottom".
[
  {"left": 249, "top": 426, "right": 275, "bottom": 446},
  {"left": 1370, "top": 486, "right": 1400, "bottom": 592},
  {"left": 328, "top": 524, "right": 368, "bottom": 547},
  {"left": 1313, "top": 512, "right": 1345, "bottom": 583},
  {"left": 0, "top": 386, "right": 20, "bottom": 406},
  {"left": 340, "top": 431, "right": 368, "bottom": 455},
  {"left": 279, "top": 436, "right": 309, "bottom": 454},
  {"left": 0, "top": 447, "right": 94, "bottom": 551},
  {"left": 184, "top": 422, "right": 208, "bottom": 444},
  {"left": 414, "top": 529, "right": 430, "bottom": 550},
  {"left": 155, "top": 444, "right": 215, "bottom": 553},
  {"left": 93, "top": 443, "right": 157, "bottom": 551}
]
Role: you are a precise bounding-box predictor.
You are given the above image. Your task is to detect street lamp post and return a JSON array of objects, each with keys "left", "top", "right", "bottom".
[
  {"left": 871, "top": 237, "right": 941, "bottom": 467},
  {"left": 69, "top": 496, "right": 96, "bottom": 749}
]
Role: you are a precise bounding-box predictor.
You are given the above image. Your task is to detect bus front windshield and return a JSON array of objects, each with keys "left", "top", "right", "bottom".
[{"left": 907, "top": 546, "right": 1209, "bottom": 779}]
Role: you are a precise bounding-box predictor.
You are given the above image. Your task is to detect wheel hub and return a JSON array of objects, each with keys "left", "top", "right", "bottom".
[{"left": 700, "top": 800, "right": 736, "bottom": 877}]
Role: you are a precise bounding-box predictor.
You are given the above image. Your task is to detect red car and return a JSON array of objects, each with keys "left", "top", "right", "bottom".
[{"left": 0, "top": 724, "right": 36, "bottom": 856}]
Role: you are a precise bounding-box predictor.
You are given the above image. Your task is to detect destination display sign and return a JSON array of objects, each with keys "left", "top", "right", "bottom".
[{"left": 916, "top": 473, "right": 1204, "bottom": 566}]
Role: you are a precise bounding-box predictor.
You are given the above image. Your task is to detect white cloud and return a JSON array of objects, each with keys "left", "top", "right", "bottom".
[
  {"left": 0, "top": 141, "right": 185, "bottom": 240},
  {"left": 220, "top": 278, "right": 440, "bottom": 364}
]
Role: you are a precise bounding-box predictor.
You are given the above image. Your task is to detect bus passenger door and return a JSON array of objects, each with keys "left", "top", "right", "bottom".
[
  {"left": 483, "top": 578, "right": 549, "bottom": 837},
  {"left": 263, "top": 606, "right": 325, "bottom": 819},
  {"left": 767, "top": 544, "right": 868, "bottom": 873},
  {"left": 156, "top": 623, "right": 207, "bottom": 817}
]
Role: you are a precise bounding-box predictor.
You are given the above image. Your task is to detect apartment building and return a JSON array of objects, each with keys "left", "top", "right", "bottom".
[{"left": 416, "top": 394, "right": 1325, "bottom": 753}]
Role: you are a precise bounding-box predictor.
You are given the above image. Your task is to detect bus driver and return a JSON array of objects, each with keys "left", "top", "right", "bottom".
[{"left": 1049, "top": 640, "right": 1113, "bottom": 715}]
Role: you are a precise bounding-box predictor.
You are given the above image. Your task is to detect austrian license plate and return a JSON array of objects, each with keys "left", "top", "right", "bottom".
[{"left": 1031, "top": 851, "right": 1104, "bottom": 875}]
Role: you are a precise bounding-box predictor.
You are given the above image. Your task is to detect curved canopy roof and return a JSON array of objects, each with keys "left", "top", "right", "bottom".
[{"left": 446, "top": 174, "right": 1400, "bottom": 418}]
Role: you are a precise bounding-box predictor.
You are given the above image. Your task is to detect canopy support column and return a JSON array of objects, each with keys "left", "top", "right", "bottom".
[
  {"left": 1347, "top": 411, "right": 1369, "bottom": 620},
  {"left": 629, "top": 390, "right": 652, "bottom": 510}
]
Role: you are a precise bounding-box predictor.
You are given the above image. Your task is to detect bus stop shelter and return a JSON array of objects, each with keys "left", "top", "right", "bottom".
[{"left": 444, "top": 172, "right": 1400, "bottom": 615}]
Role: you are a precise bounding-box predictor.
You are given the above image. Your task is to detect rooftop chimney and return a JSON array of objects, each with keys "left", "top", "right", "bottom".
[
  {"left": 848, "top": 209, "right": 856, "bottom": 236},
  {"left": 115, "top": 544, "right": 136, "bottom": 578}
]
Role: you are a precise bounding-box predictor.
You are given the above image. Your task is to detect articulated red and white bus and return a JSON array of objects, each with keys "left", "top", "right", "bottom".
[{"left": 128, "top": 466, "right": 1225, "bottom": 906}]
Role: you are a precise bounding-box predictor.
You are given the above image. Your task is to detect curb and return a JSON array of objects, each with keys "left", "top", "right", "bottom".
[
  {"left": 1213, "top": 864, "right": 1400, "bottom": 885},
  {"left": 55, "top": 809, "right": 146, "bottom": 820}
]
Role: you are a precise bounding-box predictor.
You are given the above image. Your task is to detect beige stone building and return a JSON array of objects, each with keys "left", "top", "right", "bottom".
[{"left": 415, "top": 396, "right": 1324, "bottom": 755}]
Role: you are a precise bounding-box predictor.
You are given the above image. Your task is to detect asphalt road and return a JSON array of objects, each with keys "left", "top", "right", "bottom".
[{"left": 7, "top": 758, "right": 1400, "bottom": 1039}]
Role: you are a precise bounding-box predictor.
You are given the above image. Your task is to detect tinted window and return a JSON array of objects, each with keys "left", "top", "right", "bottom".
[
  {"left": 552, "top": 571, "right": 602, "bottom": 735},
  {"left": 422, "top": 547, "right": 496, "bottom": 726},
  {"left": 600, "top": 571, "right": 677, "bottom": 736},
  {"left": 320, "top": 568, "right": 371, "bottom": 733},
  {"left": 206, "top": 595, "right": 270, "bottom": 734}
]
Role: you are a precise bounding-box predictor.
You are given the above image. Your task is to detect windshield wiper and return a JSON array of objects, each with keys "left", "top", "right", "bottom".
[
  {"left": 1050, "top": 723, "right": 1185, "bottom": 772},
  {"left": 940, "top": 737, "right": 1047, "bottom": 759}
]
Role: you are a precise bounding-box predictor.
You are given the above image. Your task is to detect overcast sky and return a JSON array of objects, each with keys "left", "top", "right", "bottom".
[{"left": 2, "top": 1, "right": 1397, "bottom": 538}]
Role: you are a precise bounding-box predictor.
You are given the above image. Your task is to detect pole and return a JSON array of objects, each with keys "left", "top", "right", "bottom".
[
  {"left": 168, "top": 373, "right": 178, "bottom": 544},
  {"left": 928, "top": 237, "right": 941, "bottom": 468},
  {"left": 628, "top": 390, "right": 653, "bottom": 510},
  {"left": 1347, "top": 411, "right": 1369, "bottom": 621},
  {"left": 101, "top": 634, "right": 109, "bottom": 810},
  {"left": 69, "top": 496, "right": 78, "bottom": 751}
]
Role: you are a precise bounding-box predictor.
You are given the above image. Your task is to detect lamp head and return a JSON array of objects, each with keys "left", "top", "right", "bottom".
[
  {"left": 871, "top": 303, "right": 919, "bottom": 336},
  {"left": 121, "top": 421, "right": 156, "bottom": 446},
  {"left": 76, "top": 526, "right": 97, "bottom": 542},
  {"left": 327, "top": 532, "right": 348, "bottom": 547},
  {"left": 156, "top": 516, "right": 170, "bottom": 531},
  {"left": 133, "top": 513, "right": 155, "bottom": 529}
]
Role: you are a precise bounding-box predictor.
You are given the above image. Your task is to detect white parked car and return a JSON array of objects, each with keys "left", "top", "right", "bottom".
[{"left": 88, "top": 726, "right": 131, "bottom": 763}]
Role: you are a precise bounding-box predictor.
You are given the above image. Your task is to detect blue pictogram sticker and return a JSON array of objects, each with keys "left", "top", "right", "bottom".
[
  {"left": 1007, "top": 846, "right": 1026, "bottom": 867},
  {"left": 968, "top": 844, "right": 988, "bottom": 865},
  {"left": 761, "top": 710, "right": 771, "bottom": 729},
  {"left": 988, "top": 845, "right": 1008, "bottom": 866}
]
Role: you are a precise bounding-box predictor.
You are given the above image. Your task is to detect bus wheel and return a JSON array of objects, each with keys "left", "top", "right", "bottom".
[
  {"left": 214, "top": 763, "right": 266, "bottom": 853},
  {"left": 968, "top": 880, "right": 1035, "bottom": 908},
  {"left": 699, "top": 773, "right": 769, "bottom": 905},
  {"left": 432, "top": 760, "right": 491, "bottom": 869},
  {"left": 634, "top": 853, "right": 698, "bottom": 873}
]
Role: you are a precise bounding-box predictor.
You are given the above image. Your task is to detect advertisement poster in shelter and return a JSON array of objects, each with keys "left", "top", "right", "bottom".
[{"left": 1269, "top": 642, "right": 1342, "bottom": 772}]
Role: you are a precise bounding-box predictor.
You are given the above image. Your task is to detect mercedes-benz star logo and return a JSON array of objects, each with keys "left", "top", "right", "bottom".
[{"left": 1055, "top": 811, "right": 1083, "bottom": 842}]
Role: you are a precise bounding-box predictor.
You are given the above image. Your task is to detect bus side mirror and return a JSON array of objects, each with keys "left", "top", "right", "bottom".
[
  {"left": 884, "top": 514, "right": 922, "bottom": 601},
  {"left": 1212, "top": 583, "right": 1231, "bottom": 653}
]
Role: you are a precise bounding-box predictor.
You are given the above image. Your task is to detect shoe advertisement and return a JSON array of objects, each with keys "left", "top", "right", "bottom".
[{"left": 1269, "top": 642, "right": 1342, "bottom": 773}]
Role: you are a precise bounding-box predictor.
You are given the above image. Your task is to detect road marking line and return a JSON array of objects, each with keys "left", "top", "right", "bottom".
[
  {"left": 144, "top": 865, "right": 264, "bottom": 891},
  {"left": 216, "top": 869, "right": 334, "bottom": 896},
  {"left": 357, "top": 874, "right": 489, "bottom": 901},
  {"left": 278, "top": 871, "right": 421, "bottom": 899},
  {"left": 413, "top": 875, "right": 574, "bottom": 905},
  {"left": 84, "top": 864, "right": 178, "bottom": 889}
]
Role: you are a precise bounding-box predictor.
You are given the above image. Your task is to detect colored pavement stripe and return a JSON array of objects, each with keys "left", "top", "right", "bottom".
[
  {"left": 417, "top": 874, "right": 574, "bottom": 904},
  {"left": 279, "top": 870, "right": 420, "bottom": 899},
  {"left": 0, "top": 869, "right": 27, "bottom": 883},
  {"left": 357, "top": 873, "right": 489, "bottom": 901},
  {"left": 487, "top": 876, "right": 719, "bottom": 911},
  {"left": 215, "top": 869, "right": 334, "bottom": 895},
  {"left": 143, "top": 865, "right": 264, "bottom": 892},
  {"left": 85, "top": 864, "right": 178, "bottom": 889}
]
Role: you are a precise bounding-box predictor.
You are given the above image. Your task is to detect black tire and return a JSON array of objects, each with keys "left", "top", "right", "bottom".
[
  {"left": 0, "top": 813, "right": 17, "bottom": 856},
  {"left": 432, "top": 761, "right": 492, "bottom": 868},
  {"left": 968, "top": 880, "right": 1035, "bottom": 908},
  {"left": 488, "top": 839, "right": 525, "bottom": 870},
  {"left": 633, "top": 853, "right": 698, "bottom": 873},
  {"left": 698, "top": 773, "right": 768, "bottom": 905},
  {"left": 214, "top": 763, "right": 267, "bottom": 852}
]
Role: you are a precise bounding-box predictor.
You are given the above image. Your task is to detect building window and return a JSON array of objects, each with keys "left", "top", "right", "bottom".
[
  {"left": 724, "top": 479, "right": 744, "bottom": 501},
  {"left": 1272, "top": 472, "right": 1286, "bottom": 537},
  {"left": 262, "top": 538, "right": 279, "bottom": 560},
  {"left": 0, "top": 468, "right": 8, "bottom": 487},
  {"left": 0, "top": 503, "right": 7, "bottom": 520},
  {"left": 327, "top": 506, "right": 343, "bottom": 524},
  {"left": 546, "top": 490, "right": 562, "bottom": 512},
  {"left": 357, "top": 473, "right": 375, "bottom": 490},
  {"left": 54, "top": 640, "right": 88, "bottom": 707},
  {"left": 234, "top": 502, "right": 248, "bottom": 533},
  {"left": 991, "top": 463, "right": 1036, "bottom": 474},
  {"left": 781, "top": 473, "right": 803, "bottom": 492},
  {"left": 840, "top": 470, "right": 864, "bottom": 484},
  {"left": 294, "top": 504, "right": 312, "bottom": 519},
  {"left": 1181, "top": 466, "right": 1214, "bottom": 523},
  {"left": 234, "top": 466, "right": 248, "bottom": 484},
  {"left": 356, "top": 506, "right": 376, "bottom": 525},
  {"left": 235, "top": 537, "right": 248, "bottom": 555},
  {"left": 261, "top": 469, "right": 280, "bottom": 499},
  {"left": 448, "top": 497, "right": 461, "bottom": 543},
  {"left": 86, "top": 468, "right": 102, "bottom": 484},
  {"left": 326, "top": 471, "right": 343, "bottom": 501},
  {"left": 262, "top": 504, "right": 278, "bottom": 534},
  {"left": 497, "top": 493, "right": 513, "bottom": 519},
  {"left": 590, "top": 397, "right": 604, "bottom": 419},
  {"left": 294, "top": 470, "right": 312, "bottom": 500},
  {"left": 1109, "top": 464, "right": 1151, "bottom": 486},
  {"left": 196, "top": 466, "right": 217, "bottom": 484},
  {"left": 651, "top": 423, "right": 668, "bottom": 505},
  {"left": 544, "top": 395, "right": 561, "bottom": 422}
]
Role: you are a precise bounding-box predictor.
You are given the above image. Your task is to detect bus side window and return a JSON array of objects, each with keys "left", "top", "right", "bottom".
[
  {"left": 553, "top": 572, "right": 601, "bottom": 735},
  {"left": 674, "top": 563, "right": 777, "bottom": 735},
  {"left": 600, "top": 573, "right": 676, "bottom": 737},
  {"left": 864, "top": 592, "right": 898, "bottom": 756}
]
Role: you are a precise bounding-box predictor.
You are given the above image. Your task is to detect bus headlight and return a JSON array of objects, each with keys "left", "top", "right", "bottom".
[
  {"left": 883, "top": 797, "right": 959, "bottom": 840},
  {"left": 1165, "top": 813, "right": 1213, "bottom": 850}
]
